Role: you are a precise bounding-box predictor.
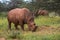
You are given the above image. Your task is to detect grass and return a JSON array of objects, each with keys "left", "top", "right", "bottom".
[
  {"left": 22, "top": 33, "right": 60, "bottom": 40},
  {"left": 0, "top": 12, "right": 60, "bottom": 40},
  {"left": 35, "top": 16, "right": 60, "bottom": 27}
]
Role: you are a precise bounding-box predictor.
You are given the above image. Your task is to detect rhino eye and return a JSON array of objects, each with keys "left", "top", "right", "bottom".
[
  {"left": 29, "top": 19, "right": 34, "bottom": 22},
  {"left": 29, "top": 18, "right": 32, "bottom": 21}
]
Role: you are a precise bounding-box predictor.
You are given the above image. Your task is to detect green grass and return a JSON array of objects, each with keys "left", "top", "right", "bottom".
[
  {"left": 0, "top": 12, "right": 60, "bottom": 40},
  {"left": 35, "top": 16, "right": 60, "bottom": 27},
  {"left": 22, "top": 33, "right": 60, "bottom": 40}
]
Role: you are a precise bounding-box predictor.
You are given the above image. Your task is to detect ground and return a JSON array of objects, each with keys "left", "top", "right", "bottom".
[{"left": 0, "top": 12, "right": 60, "bottom": 40}]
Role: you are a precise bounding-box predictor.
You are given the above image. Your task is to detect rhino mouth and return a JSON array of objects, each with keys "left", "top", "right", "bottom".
[{"left": 32, "top": 26, "right": 38, "bottom": 32}]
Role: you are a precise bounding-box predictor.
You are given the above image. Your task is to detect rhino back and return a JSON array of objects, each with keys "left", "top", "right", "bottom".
[{"left": 7, "top": 8, "right": 32, "bottom": 24}]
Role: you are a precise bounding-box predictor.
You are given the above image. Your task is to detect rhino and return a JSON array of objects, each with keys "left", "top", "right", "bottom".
[{"left": 7, "top": 8, "right": 37, "bottom": 32}]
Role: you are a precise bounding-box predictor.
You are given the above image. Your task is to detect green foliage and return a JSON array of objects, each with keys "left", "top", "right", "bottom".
[
  {"left": 0, "top": 12, "right": 7, "bottom": 17},
  {"left": 0, "top": 0, "right": 60, "bottom": 12}
]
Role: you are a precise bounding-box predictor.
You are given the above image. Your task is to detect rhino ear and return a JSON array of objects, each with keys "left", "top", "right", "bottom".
[{"left": 32, "top": 13, "right": 34, "bottom": 16}]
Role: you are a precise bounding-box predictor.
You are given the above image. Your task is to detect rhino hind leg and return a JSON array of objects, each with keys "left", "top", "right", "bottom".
[{"left": 8, "top": 21, "right": 11, "bottom": 30}]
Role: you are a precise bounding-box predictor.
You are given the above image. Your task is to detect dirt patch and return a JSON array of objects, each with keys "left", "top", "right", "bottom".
[
  {"left": 37, "top": 25, "right": 60, "bottom": 32},
  {"left": 23, "top": 25, "right": 60, "bottom": 36},
  {"left": 0, "top": 38, "right": 5, "bottom": 40},
  {"left": 24, "top": 25, "right": 60, "bottom": 33}
]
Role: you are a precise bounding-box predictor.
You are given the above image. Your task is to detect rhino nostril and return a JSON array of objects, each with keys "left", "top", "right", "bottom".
[{"left": 34, "top": 24, "right": 35, "bottom": 25}]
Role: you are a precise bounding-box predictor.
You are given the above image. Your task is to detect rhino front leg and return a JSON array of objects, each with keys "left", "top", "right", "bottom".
[
  {"left": 14, "top": 24, "right": 19, "bottom": 30},
  {"left": 20, "top": 24, "right": 24, "bottom": 31}
]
